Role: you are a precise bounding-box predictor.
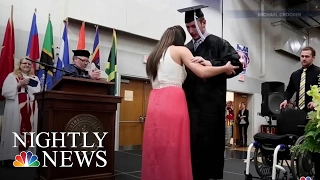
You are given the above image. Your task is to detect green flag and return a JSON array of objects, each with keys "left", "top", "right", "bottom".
[
  {"left": 105, "top": 29, "right": 117, "bottom": 95},
  {"left": 37, "top": 15, "right": 54, "bottom": 89}
]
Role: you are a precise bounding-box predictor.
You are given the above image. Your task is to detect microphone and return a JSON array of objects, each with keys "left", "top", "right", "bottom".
[
  {"left": 25, "top": 57, "right": 56, "bottom": 70},
  {"left": 25, "top": 57, "right": 81, "bottom": 78}
]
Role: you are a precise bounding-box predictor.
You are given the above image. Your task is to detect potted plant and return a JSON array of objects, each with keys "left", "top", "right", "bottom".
[{"left": 291, "top": 85, "right": 320, "bottom": 154}]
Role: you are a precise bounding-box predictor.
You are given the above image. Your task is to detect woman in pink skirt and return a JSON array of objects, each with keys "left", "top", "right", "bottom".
[{"left": 141, "top": 25, "right": 239, "bottom": 180}]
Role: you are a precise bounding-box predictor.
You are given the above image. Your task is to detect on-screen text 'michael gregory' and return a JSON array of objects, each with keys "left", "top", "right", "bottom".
[{"left": 12, "top": 132, "right": 109, "bottom": 167}]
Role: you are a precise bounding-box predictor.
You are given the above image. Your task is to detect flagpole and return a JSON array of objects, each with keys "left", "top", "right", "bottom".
[
  {"left": 10, "top": 5, "right": 14, "bottom": 57},
  {"left": 82, "top": 21, "right": 85, "bottom": 30},
  {"left": 64, "top": 18, "right": 69, "bottom": 32},
  {"left": 35, "top": 8, "right": 37, "bottom": 13},
  {"left": 91, "top": 24, "right": 99, "bottom": 66},
  {"left": 58, "top": 19, "right": 67, "bottom": 59},
  {"left": 10, "top": 5, "right": 13, "bottom": 22},
  {"left": 62, "top": 18, "right": 68, "bottom": 31}
]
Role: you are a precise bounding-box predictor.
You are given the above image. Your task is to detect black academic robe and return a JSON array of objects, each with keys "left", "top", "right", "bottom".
[
  {"left": 62, "top": 64, "right": 91, "bottom": 79},
  {"left": 183, "top": 34, "right": 243, "bottom": 179}
]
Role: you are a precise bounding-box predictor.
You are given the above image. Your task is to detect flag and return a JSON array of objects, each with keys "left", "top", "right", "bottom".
[
  {"left": 37, "top": 16, "right": 54, "bottom": 90},
  {"left": 105, "top": 29, "right": 117, "bottom": 95},
  {"left": 26, "top": 11, "right": 39, "bottom": 74},
  {"left": 55, "top": 21, "right": 69, "bottom": 81},
  {"left": 92, "top": 26, "right": 100, "bottom": 69},
  {"left": 0, "top": 12, "right": 15, "bottom": 101},
  {"left": 77, "top": 21, "right": 85, "bottom": 50}
]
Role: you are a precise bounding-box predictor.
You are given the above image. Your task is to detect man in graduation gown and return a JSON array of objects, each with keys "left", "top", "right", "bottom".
[
  {"left": 63, "top": 49, "right": 100, "bottom": 79},
  {"left": 178, "top": 5, "right": 244, "bottom": 180}
]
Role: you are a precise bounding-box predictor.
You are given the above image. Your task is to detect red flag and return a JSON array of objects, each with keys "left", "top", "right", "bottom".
[
  {"left": 26, "top": 11, "right": 39, "bottom": 74},
  {"left": 77, "top": 21, "right": 85, "bottom": 50},
  {"left": 0, "top": 17, "right": 15, "bottom": 101}
]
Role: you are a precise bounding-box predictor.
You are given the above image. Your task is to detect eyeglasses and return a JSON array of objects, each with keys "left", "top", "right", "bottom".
[
  {"left": 77, "top": 58, "right": 90, "bottom": 63},
  {"left": 21, "top": 62, "right": 31, "bottom": 65}
]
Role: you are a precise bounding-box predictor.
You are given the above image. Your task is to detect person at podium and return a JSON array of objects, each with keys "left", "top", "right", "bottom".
[{"left": 63, "top": 49, "right": 100, "bottom": 79}]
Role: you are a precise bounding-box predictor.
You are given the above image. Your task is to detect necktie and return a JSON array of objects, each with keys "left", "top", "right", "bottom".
[
  {"left": 193, "top": 39, "right": 202, "bottom": 51},
  {"left": 298, "top": 68, "right": 307, "bottom": 109}
]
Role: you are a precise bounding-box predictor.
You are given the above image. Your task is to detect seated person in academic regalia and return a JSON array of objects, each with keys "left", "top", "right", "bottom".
[{"left": 63, "top": 49, "right": 100, "bottom": 80}]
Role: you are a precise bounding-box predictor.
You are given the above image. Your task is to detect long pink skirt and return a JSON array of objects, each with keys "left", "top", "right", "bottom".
[{"left": 141, "top": 86, "right": 193, "bottom": 180}]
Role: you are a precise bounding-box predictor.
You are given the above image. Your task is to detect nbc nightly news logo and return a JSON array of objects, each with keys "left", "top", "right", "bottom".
[
  {"left": 12, "top": 131, "right": 109, "bottom": 168},
  {"left": 299, "top": 177, "right": 312, "bottom": 180},
  {"left": 14, "top": 151, "right": 39, "bottom": 167}
]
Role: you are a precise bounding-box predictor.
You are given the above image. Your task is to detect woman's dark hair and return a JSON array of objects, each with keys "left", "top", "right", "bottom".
[{"left": 146, "top": 25, "right": 186, "bottom": 81}]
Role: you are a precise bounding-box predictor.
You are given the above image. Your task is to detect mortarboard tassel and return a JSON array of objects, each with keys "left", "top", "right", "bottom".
[{"left": 194, "top": 12, "right": 205, "bottom": 41}]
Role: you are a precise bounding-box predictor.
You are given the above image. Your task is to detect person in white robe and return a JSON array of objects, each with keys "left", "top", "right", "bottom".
[{"left": 0, "top": 58, "right": 41, "bottom": 166}]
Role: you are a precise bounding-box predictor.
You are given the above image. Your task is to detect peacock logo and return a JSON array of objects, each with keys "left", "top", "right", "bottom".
[
  {"left": 300, "top": 176, "right": 312, "bottom": 180},
  {"left": 13, "top": 151, "right": 40, "bottom": 167}
]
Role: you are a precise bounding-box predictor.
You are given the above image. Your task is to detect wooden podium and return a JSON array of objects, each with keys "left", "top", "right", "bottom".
[{"left": 34, "top": 76, "right": 122, "bottom": 180}]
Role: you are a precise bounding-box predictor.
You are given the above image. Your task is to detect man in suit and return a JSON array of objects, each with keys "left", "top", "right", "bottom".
[
  {"left": 280, "top": 46, "right": 320, "bottom": 112},
  {"left": 237, "top": 102, "right": 249, "bottom": 147},
  {"left": 279, "top": 46, "right": 320, "bottom": 180}
]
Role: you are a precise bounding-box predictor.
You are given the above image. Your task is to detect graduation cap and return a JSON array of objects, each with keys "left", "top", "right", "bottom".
[
  {"left": 177, "top": 5, "right": 209, "bottom": 24},
  {"left": 72, "top": 49, "right": 91, "bottom": 58},
  {"left": 177, "top": 5, "right": 209, "bottom": 42}
]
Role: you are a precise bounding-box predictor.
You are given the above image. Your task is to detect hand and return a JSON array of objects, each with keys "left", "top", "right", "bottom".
[
  {"left": 18, "top": 78, "right": 29, "bottom": 88},
  {"left": 279, "top": 100, "right": 288, "bottom": 109},
  {"left": 89, "top": 70, "right": 101, "bottom": 80},
  {"left": 307, "top": 102, "right": 315, "bottom": 110},
  {"left": 191, "top": 57, "right": 212, "bottom": 66},
  {"left": 191, "top": 56, "right": 205, "bottom": 63},
  {"left": 223, "top": 61, "right": 239, "bottom": 75},
  {"left": 93, "top": 69, "right": 100, "bottom": 73}
]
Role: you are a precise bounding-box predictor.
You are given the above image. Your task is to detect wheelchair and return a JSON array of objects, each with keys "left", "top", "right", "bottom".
[{"left": 244, "top": 109, "right": 315, "bottom": 180}]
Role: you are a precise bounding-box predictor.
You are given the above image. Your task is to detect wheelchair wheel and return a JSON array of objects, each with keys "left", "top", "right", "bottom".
[
  {"left": 290, "top": 135, "right": 315, "bottom": 180},
  {"left": 253, "top": 147, "right": 279, "bottom": 179}
]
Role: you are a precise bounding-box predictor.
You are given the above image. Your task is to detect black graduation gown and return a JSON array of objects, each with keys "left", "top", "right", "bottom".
[
  {"left": 183, "top": 34, "right": 243, "bottom": 179},
  {"left": 62, "top": 64, "right": 91, "bottom": 79}
]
